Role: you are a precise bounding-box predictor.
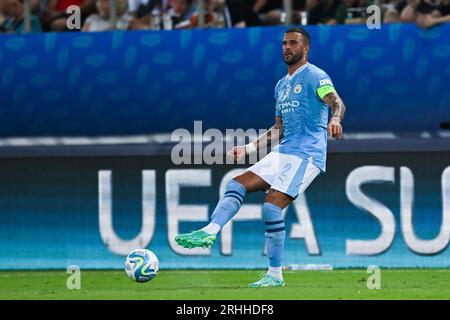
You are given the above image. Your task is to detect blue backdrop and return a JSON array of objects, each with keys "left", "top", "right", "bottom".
[{"left": 0, "top": 24, "right": 449, "bottom": 136}]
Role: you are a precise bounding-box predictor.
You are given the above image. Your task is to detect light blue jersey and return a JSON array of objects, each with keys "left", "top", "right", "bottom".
[{"left": 273, "top": 63, "right": 336, "bottom": 172}]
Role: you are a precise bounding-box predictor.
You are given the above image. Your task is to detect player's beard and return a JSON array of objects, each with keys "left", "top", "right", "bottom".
[{"left": 284, "top": 50, "right": 303, "bottom": 65}]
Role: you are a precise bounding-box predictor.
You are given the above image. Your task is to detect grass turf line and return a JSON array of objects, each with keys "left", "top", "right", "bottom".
[{"left": 1, "top": 269, "right": 450, "bottom": 300}]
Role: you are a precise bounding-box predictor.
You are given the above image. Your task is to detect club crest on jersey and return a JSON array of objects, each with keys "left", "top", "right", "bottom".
[{"left": 294, "top": 84, "right": 302, "bottom": 94}]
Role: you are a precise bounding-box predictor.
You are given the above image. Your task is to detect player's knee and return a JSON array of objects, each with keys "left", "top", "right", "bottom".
[
  {"left": 262, "top": 202, "right": 283, "bottom": 222},
  {"left": 226, "top": 179, "right": 247, "bottom": 196},
  {"left": 264, "top": 190, "right": 293, "bottom": 208}
]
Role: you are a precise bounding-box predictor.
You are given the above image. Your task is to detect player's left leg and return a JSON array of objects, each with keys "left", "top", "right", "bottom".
[
  {"left": 249, "top": 155, "right": 321, "bottom": 288},
  {"left": 249, "top": 190, "right": 292, "bottom": 288}
]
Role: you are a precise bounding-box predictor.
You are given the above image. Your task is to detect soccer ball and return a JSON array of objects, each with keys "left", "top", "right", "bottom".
[{"left": 125, "top": 249, "right": 159, "bottom": 283}]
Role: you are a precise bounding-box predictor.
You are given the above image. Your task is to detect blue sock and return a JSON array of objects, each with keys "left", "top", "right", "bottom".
[
  {"left": 210, "top": 179, "right": 246, "bottom": 228},
  {"left": 263, "top": 202, "right": 285, "bottom": 268}
]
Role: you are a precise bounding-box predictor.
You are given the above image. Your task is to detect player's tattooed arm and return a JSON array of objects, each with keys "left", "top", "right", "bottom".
[
  {"left": 323, "top": 91, "right": 345, "bottom": 122},
  {"left": 228, "top": 117, "right": 283, "bottom": 161},
  {"left": 322, "top": 92, "right": 345, "bottom": 139},
  {"left": 253, "top": 116, "right": 283, "bottom": 150},
  {"left": 248, "top": 116, "right": 283, "bottom": 154}
]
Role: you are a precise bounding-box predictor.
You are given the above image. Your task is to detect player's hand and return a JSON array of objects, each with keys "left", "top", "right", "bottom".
[
  {"left": 227, "top": 146, "right": 246, "bottom": 162},
  {"left": 328, "top": 117, "right": 343, "bottom": 140}
]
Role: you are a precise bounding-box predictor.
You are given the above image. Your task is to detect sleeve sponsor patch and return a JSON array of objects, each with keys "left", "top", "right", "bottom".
[{"left": 318, "top": 78, "right": 333, "bottom": 87}]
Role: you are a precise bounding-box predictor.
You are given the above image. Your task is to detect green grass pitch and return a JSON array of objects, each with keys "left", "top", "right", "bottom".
[{"left": 1, "top": 269, "right": 450, "bottom": 300}]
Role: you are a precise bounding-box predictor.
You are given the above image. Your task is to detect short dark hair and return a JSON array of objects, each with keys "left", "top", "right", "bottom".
[{"left": 285, "top": 27, "right": 310, "bottom": 46}]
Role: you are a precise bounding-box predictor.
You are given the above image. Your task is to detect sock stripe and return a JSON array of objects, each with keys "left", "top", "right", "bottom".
[
  {"left": 210, "top": 180, "right": 246, "bottom": 228},
  {"left": 266, "top": 227, "right": 285, "bottom": 233},
  {"left": 224, "top": 190, "right": 244, "bottom": 202},
  {"left": 224, "top": 190, "right": 245, "bottom": 199},
  {"left": 223, "top": 194, "right": 243, "bottom": 205},
  {"left": 265, "top": 220, "right": 284, "bottom": 225}
]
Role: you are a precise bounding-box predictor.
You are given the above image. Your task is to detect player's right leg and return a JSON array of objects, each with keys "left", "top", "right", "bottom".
[{"left": 174, "top": 171, "right": 269, "bottom": 249}]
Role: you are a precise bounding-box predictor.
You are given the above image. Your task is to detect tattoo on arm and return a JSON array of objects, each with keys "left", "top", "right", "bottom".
[
  {"left": 252, "top": 117, "right": 283, "bottom": 152},
  {"left": 322, "top": 92, "right": 346, "bottom": 122}
]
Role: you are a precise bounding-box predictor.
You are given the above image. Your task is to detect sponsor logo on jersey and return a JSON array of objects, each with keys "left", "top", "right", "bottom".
[
  {"left": 277, "top": 100, "right": 300, "bottom": 113},
  {"left": 278, "top": 100, "right": 300, "bottom": 108}
]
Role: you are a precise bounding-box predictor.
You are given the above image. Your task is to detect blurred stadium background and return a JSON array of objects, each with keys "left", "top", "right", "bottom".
[{"left": 0, "top": 1, "right": 450, "bottom": 278}]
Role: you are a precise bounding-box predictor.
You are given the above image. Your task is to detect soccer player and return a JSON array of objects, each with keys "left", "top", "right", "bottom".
[{"left": 175, "top": 27, "right": 346, "bottom": 287}]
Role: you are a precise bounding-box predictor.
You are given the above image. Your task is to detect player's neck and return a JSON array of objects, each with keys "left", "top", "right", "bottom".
[{"left": 288, "top": 60, "right": 308, "bottom": 76}]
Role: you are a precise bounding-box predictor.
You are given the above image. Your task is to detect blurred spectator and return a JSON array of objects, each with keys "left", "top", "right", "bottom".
[
  {"left": 247, "top": 0, "right": 283, "bottom": 25},
  {"left": 335, "top": 0, "right": 372, "bottom": 24},
  {"left": 308, "top": 0, "right": 341, "bottom": 24},
  {"left": 127, "top": 0, "right": 152, "bottom": 29},
  {"left": 383, "top": 0, "right": 409, "bottom": 22},
  {"left": 127, "top": 0, "right": 172, "bottom": 30},
  {"left": 0, "top": 0, "right": 448, "bottom": 33},
  {"left": 0, "top": 0, "right": 5, "bottom": 26},
  {"left": 128, "top": 0, "right": 151, "bottom": 15},
  {"left": 440, "top": 0, "right": 450, "bottom": 13},
  {"left": 177, "top": 0, "right": 220, "bottom": 28},
  {"left": 210, "top": 0, "right": 261, "bottom": 27},
  {"left": 0, "top": 0, "right": 43, "bottom": 32},
  {"left": 244, "top": 0, "right": 313, "bottom": 25},
  {"left": 384, "top": 0, "right": 430, "bottom": 23},
  {"left": 416, "top": 0, "right": 450, "bottom": 27},
  {"left": 399, "top": 0, "right": 420, "bottom": 21},
  {"left": 41, "top": 0, "right": 96, "bottom": 31},
  {"left": 384, "top": 0, "right": 450, "bottom": 26},
  {"left": 24, "top": 0, "right": 41, "bottom": 14},
  {"left": 292, "top": 0, "right": 316, "bottom": 24},
  {"left": 82, "top": 0, "right": 132, "bottom": 30},
  {"left": 303, "top": 0, "right": 317, "bottom": 10},
  {"left": 170, "top": 0, "right": 197, "bottom": 28}
]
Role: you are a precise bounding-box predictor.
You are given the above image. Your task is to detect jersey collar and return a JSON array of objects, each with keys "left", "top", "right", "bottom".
[{"left": 286, "top": 62, "right": 309, "bottom": 81}]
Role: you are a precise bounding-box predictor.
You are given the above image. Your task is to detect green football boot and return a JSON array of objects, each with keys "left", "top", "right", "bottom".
[
  {"left": 249, "top": 274, "right": 285, "bottom": 288},
  {"left": 174, "top": 230, "right": 216, "bottom": 249}
]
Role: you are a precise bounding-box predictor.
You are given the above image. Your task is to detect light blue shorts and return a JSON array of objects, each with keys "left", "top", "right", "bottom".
[{"left": 248, "top": 151, "right": 321, "bottom": 198}]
